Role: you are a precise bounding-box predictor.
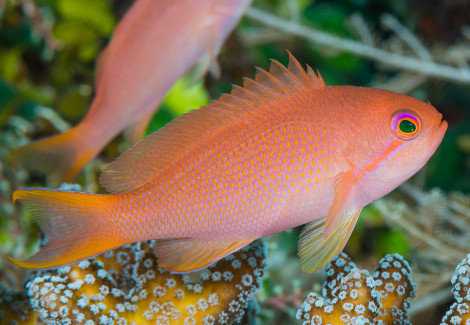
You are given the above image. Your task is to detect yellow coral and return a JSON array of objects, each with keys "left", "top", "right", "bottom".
[
  {"left": 374, "top": 254, "right": 415, "bottom": 323},
  {"left": 441, "top": 254, "right": 470, "bottom": 324},
  {"left": 27, "top": 239, "right": 267, "bottom": 324},
  {"left": 297, "top": 253, "right": 416, "bottom": 324},
  {"left": 442, "top": 301, "right": 470, "bottom": 325},
  {"left": 0, "top": 284, "right": 42, "bottom": 325},
  {"left": 298, "top": 268, "right": 380, "bottom": 323}
]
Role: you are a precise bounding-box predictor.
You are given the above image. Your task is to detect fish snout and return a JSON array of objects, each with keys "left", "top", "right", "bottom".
[
  {"left": 439, "top": 119, "right": 448, "bottom": 133},
  {"left": 433, "top": 119, "right": 448, "bottom": 144}
]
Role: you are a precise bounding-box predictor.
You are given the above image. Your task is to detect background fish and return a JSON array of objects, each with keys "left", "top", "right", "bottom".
[
  {"left": 8, "top": 53, "right": 447, "bottom": 273},
  {"left": 7, "top": 0, "right": 252, "bottom": 187}
]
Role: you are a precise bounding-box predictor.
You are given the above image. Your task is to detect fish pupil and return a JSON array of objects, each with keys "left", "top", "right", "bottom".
[{"left": 399, "top": 119, "right": 416, "bottom": 133}]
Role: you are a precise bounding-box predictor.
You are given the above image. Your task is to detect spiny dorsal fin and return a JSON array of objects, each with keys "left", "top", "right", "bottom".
[
  {"left": 217, "top": 51, "right": 324, "bottom": 109},
  {"left": 100, "top": 52, "right": 326, "bottom": 194}
]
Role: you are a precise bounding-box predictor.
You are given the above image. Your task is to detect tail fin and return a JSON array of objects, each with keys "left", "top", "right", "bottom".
[
  {"left": 7, "top": 127, "right": 97, "bottom": 187},
  {"left": 8, "top": 188, "right": 121, "bottom": 269}
]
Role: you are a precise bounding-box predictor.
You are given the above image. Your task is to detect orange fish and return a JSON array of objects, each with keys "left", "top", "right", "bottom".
[
  {"left": 9, "top": 53, "right": 447, "bottom": 273},
  {"left": 7, "top": 0, "right": 252, "bottom": 187}
]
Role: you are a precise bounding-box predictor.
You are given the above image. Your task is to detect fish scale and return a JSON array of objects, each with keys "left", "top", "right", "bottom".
[
  {"left": 9, "top": 53, "right": 447, "bottom": 273},
  {"left": 127, "top": 118, "right": 341, "bottom": 238}
]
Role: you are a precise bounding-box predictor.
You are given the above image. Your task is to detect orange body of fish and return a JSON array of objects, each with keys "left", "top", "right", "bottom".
[
  {"left": 9, "top": 53, "right": 447, "bottom": 273},
  {"left": 7, "top": 0, "right": 252, "bottom": 187}
]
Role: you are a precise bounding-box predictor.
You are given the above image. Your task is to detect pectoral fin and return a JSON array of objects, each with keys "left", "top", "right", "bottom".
[
  {"left": 153, "top": 237, "right": 255, "bottom": 273},
  {"left": 324, "top": 171, "right": 357, "bottom": 236},
  {"left": 124, "top": 112, "right": 154, "bottom": 144},
  {"left": 185, "top": 52, "right": 221, "bottom": 87},
  {"left": 298, "top": 206, "right": 362, "bottom": 273}
]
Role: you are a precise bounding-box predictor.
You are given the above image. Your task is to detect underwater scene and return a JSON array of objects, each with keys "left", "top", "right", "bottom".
[{"left": 1, "top": 0, "right": 470, "bottom": 324}]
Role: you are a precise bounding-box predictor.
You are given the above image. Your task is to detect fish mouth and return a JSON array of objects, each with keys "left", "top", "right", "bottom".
[
  {"left": 434, "top": 118, "right": 448, "bottom": 143},
  {"left": 438, "top": 119, "right": 448, "bottom": 133}
]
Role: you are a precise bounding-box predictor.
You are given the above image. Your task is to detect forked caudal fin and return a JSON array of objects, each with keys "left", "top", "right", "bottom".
[
  {"left": 8, "top": 188, "right": 120, "bottom": 269},
  {"left": 7, "top": 127, "right": 97, "bottom": 188}
]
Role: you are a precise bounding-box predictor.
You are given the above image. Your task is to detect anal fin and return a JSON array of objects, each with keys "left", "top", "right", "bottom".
[
  {"left": 298, "top": 207, "right": 362, "bottom": 273},
  {"left": 153, "top": 237, "right": 255, "bottom": 273}
]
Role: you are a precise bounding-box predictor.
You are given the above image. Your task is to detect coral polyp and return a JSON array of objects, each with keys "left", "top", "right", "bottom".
[
  {"left": 297, "top": 253, "right": 416, "bottom": 324},
  {"left": 24, "top": 239, "right": 267, "bottom": 324},
  {"left": 373, "top": 254, "right": 416, "bottom": 323},
  {"left": 0, "top": 284, "right": 41, "bottom": 324},
  {"left": 298, "top": 267, "right": 380, "bottom": 324},
  {"left": 442, "top": 253, "right": 470, "bottom": 324}
]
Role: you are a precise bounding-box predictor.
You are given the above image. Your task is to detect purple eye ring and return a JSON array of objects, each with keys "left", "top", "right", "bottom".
[{"left": 391, "top": 111, "right": 421, "bottom": 139}]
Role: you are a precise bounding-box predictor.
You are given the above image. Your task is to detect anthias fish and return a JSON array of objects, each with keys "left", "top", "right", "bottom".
[
  {"left": 9, "top": 53, "right": 447, "bottom": 273},
  {"left": 7, "top": 0, "right": 252, "bottom": 187}
]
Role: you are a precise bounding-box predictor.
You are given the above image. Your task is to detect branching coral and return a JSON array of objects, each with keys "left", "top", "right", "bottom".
[
  {"left": 24, "top": 239, "right": 267, "bottom": 324},
  {"left": 11, "top": 0, "right": 63, "bottom": 51},
  {"left": 244, "top": 7, "right": 470, "bottom": 88},
  {"left": 296, "top": 253, "right": 416, "bottom": 324},
  {"left": 375, "top": 185, "right": 470, "bottom": 300}
]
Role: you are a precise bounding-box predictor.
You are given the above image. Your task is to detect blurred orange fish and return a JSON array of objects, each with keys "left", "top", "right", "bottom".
[
  {"left": 9, "top": 53, "right": 447, "bottom": 273},
  {"left": 8, "top": 0, "right": 252, "bottom": 186}
]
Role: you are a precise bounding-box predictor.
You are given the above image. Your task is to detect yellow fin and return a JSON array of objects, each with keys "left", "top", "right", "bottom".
[
  {"left": 153, "top": 237, "right": 255, "bottom": 273},
  {"left": 298, "top": 207, "right": 362, "bottom": 273},
  {"left": 100, "top": 52, "right": 325, "bottom": 194}
]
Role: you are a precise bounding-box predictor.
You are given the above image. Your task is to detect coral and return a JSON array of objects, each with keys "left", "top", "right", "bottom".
[
  {"left": 18, "top": 0, "right": 63, "bottom": 51},
  {"left": 375, "top": 185, "right": 470, "bottom": 298},
  {"left": 0, "top": 283, "right": 42, "bottom": 324},
  {"left": 26, "top": 239, "right": 267, "bottom": 324},
  {"left": 298, "top": 267, "right": 380, "bottom": 324},
  {"left": 245, "top": 7, "right": 470, "bottom": 89},
  {"left": 296, "top": 253, "right": 416, "bottom": 324},
  {"left": 441, "top": 254, "right": 470, "bottom": 324},
  {"left": 373, "top": 254, "right": 416, "bottom": 323},
  {"left": 0, "top": 116, "right": 42, "bottom": 291}
]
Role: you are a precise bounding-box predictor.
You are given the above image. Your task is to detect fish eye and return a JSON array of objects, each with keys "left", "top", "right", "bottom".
[{"left": 391, "top": 111, "right": 420, "bottom": 140}]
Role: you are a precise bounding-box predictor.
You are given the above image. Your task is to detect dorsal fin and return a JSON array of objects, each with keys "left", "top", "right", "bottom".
[{"left": 100, "top": 52, "right": 326, "bottom": 194}]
